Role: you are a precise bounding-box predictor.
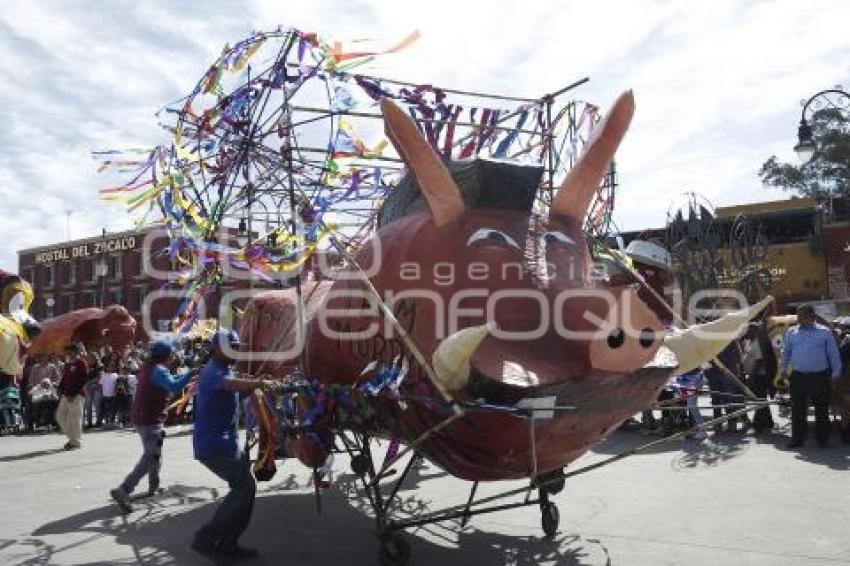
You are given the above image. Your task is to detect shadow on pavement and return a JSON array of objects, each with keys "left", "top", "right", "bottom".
[
  {"left": 756, "top": 429, "right": 850, "bottom": 471},
  {"left": 0, "top": 448, "right": 66, "bottom": 463},
  {"left": 593, "top": 429, "right": 753, "bottom": 466},
  {"left": 15, "top": 477, "right": 606, "bottom": 566}
]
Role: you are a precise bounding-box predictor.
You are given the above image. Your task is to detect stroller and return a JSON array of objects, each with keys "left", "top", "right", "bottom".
[
  {"left": 0, "top": 385, "right": 24, "bottom": 435},
  {"left": 29, "top": 379, "right": 59, "bottom": 431}
]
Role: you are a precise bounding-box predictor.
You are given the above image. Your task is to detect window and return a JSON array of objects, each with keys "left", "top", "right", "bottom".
[
  {"left": 137, "top": 287, "right": 147, "bottom": 311},
  {"left": 127, "top": 286, "right": 145, "bottom": 312},
  {"left": 81, "top": 291, "right": 96, "bottom": 308},
  {"left": 128, "top": 251, "right": 142, "bottom": 277},
  {"left": 107, "top": 288, "right": 122, "bottom": 306},
  {"left": 66, "top": 294, "right": 75, "bottom": 312},
  {"left": 80, "top": 259, "right": 93, "bottom": 284},
  {"left": 20, "top": 267, "right": 34, "bottom": 286},
  {"left": 44, "top": 295, "right": 54, "bottom": 319},
  {"left": 110, "top": 254, "right": 123, "bottom": 280},
  {"left": 42, "top": 264, "right": 55, "bottom": 288},
  {"left": 67, "top": 262, "right": 76, "bottom": 285}
]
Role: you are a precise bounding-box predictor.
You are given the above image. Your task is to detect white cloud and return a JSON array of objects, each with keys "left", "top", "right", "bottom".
[{"left": 0, "top": 0, "right": 848, "bottom": 272}]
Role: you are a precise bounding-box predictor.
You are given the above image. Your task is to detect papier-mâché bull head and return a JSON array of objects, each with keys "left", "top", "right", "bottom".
[{"left": 257, "top": 91, "right": 768, "bottom": 481}]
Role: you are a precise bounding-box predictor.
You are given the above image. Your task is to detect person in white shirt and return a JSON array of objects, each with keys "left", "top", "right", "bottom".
[
  {"left": 126, "top": 370, "right": 138, "bottom": 398},
  {"left": 100, "top": 362, "right": 119, "bottom": 427}
]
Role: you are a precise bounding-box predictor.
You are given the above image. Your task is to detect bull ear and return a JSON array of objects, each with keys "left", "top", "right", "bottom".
[
  {"left": 551, "top": 90, "right": 634, "bottom": 223},
  {"left": 380, "top": 98, "right": 465, "bottom": 226}
]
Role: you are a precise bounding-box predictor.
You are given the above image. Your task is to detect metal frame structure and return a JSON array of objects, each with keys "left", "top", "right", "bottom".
[{"left": 260, "top": 390, "right": 781, "bottom": 566}]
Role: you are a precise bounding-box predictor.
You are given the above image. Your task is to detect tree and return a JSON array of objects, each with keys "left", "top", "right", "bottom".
[{"left": 760, "top": 108, "right": 850, "bottom": 202}]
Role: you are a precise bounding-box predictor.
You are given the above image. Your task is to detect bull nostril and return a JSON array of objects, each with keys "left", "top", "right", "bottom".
[
  {"left": 639, "top": 328, "right": 655, "bottom": 348},
  {"left": 606, "top": 328, "right": 625, "bottom": 349}
]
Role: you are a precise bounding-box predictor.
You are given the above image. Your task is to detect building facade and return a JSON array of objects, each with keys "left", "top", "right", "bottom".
[
  {"left": 18, "top": 227, "right": 165, "bottom": 323},
  {"left": 17, "top": 226, "right": 334, "bottom": 336},
  {"left": 18, "top": 226, "right": 247, "bottom": 335},
  {"left": 620, "top": 196, "right": 850, "bottom": 313}
]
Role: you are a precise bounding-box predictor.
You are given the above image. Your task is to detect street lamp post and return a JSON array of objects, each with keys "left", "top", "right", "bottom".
[
  {"left": 96, "top": 228, "right": 108, "bottom": 307},
  {"left": 793, "top": 86, "right": 850, "bottom": 162},
  {"left": 792, "top": 87, "right": 850, "bottom": 301}
]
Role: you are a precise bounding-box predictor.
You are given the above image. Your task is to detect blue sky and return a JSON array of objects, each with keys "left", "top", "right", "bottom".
[{"left": 1, "top": 0, "right": 849, "bottom": 271}]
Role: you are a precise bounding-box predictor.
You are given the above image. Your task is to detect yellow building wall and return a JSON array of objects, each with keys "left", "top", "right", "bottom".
[
  {"left": 765, "top": 243, "right": 827, "bottom": 300},
  {"left": 705, "top": 242, "right": 826, "bottom": 307}
]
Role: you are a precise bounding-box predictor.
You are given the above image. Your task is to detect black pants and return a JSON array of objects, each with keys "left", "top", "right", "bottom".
[
  {"left": 790, "top": 371, "right": 831, "bottom": 444},
  {"left": 749, "top": 372, "right": 774, "bottom": 431}
]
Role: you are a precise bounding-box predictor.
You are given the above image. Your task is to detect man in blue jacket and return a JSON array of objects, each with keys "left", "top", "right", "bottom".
[
  {"left": 191, "top": 330, "right": 278, "bottom": 561},
  {"left": 110, "top": 340, "right": 193, "bottom": 512}
]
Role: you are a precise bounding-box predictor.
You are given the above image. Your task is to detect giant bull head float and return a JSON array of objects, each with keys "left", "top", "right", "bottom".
[{"left": 242, "top": 91, "right": 768, "bottom": 481}]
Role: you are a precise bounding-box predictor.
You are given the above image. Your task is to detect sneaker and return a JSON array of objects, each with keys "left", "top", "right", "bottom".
[
  {"left": 110, "top": 487, "right": 133, "bottom": 513},
  {"left": 63, "top": 442, "right": 81, "bottom": 450}
]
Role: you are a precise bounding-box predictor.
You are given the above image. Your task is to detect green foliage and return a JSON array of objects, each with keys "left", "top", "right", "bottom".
[{"left": 760, "top": 108, "right": 850, "bottom": 201}]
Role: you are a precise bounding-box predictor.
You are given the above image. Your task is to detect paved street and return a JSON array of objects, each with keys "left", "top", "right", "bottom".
[{"left": 0, "top": 414, "right": 848, "bottom": 566}]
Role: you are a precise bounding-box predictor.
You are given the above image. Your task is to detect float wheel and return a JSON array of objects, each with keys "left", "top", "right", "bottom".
[{"left": 541, "top": 502, "right": 560, "bottom": 538}]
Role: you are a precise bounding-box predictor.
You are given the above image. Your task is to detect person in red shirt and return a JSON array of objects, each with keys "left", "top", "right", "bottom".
[
  {"left": 56, "top": 343, "right": 91, "bottom": 450},
  {"left": 110, "top": 340, "right": 194, "bottom": 513}
]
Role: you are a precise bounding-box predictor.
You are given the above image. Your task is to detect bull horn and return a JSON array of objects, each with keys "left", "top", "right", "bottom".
[
  {"left": 551, "top": 90, "right": 634, "bottom": 223},
  {"left": 432, "top": 323, "right": 495, "bottom": 391},
  {"left": 380, "top": 98, "right": 465, "bottom": 226},
  {"left": 664, "top": 296, "right": 773, "bottom": 373}
]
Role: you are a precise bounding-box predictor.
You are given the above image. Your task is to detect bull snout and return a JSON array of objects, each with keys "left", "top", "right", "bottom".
[{"left": 583, "top": 287, "right": 662, "bottom": 373}]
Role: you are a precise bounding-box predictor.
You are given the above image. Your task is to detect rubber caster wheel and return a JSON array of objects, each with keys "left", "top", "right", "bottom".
[
  {"left": 538, "top": 470, "right": 565, "bottom": 496},
  {"left": 351, "top": 455, "right": 370, "bottom": 476},
  {"left": 379, "top": 532, "right": 411, "bottom": 566},
  {"left": 541, "top": 502, "right": 559, "bottom": 538}
]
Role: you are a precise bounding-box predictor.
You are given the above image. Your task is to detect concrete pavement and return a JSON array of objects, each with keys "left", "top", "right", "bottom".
[{"left": 0, "top": 413, "right": 848, "bottom": 565}]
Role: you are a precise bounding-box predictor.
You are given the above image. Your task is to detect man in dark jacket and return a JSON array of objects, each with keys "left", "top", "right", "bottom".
[
  {"left": 56, "top": 343, "right": 91, "bottom": 450},
  {"left": 109, "top": 340, "right": 193, "bottom": 512}
]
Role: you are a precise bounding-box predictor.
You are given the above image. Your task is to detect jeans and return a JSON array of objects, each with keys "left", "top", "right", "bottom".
[
  {"left": 84, "top": 386, "right": 102, "bottom": 426},
  {"left": 120, "top": 425, "right": 164, "bottom": 494},
  {"left": 196, "top": 452, "right": 256, "bottom": 541},
  {"left": 101, "top": 397, "right": 115, "bottom": 425},
  {"left": 115, "top": 395, "right": 131, "bottom": 426},
  {"left": 706, "top": 370, "right": 740, "bottom": 419},
  {"left": 686, "top": 393, "right": 704, "bottom": 427}
]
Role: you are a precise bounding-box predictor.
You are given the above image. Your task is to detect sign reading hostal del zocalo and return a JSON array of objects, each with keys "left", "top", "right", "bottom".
[{"left": 33, "top": 236, "right": 137, "bottom": 264}]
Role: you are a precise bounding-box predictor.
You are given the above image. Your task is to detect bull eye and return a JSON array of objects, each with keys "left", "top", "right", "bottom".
[
  {"left": 606, "top": 328, "right": 625, "bottom": 349},
  {"left": 639, "top": 328, "right": 655, "bottom": 348},
  {"left": 467, "top": 228, "right": 520, "bottom": 249},
  {"left": 8, "top": 292, "right": 25, "bottom": 315},
  {"left": 541, "top": 231, "right": 575, "bottom": 247}
]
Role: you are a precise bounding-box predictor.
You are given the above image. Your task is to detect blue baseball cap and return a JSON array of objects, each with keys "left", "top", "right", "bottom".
[
  {"left": 150, "top": 340, "right": 174, "bottom": 360},
  {"left": 211, "top": 329, "right": 242, "bottom": 350}
]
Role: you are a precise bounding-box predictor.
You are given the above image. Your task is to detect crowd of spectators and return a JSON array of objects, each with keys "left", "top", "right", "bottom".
[{"left": 8, "top": 337, "right": 211, "bottom": 435}]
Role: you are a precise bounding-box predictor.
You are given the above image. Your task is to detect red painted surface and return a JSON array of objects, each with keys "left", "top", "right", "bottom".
[
  {"left": 239, "top": 94, "right": 676, "bottom": 481},
  {"left": 29, "top": 305, "right": 137, "bottom": 356}
]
